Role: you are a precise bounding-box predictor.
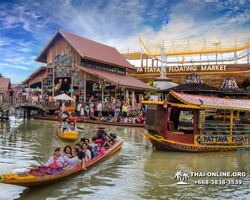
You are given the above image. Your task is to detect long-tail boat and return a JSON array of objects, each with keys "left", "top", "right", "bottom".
[
  {"left": 1, "top": 140, "right": 123, "bottom": 187},
  {"left": 144, "top": 91, "right": 250, "bottom": 152},
  {"left": 57, "top": 128, "right": 79, "bottom": 140},
  {"left": 33, "top": 116, "right": 145, "bottom": 127}
]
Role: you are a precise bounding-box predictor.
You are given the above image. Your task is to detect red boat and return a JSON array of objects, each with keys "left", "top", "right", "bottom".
[{"left": 33, "top": 116, "right": 145, "bottom": 127}]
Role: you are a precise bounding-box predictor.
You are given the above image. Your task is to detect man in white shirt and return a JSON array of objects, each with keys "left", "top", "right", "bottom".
[
  {"left": 77, "top": 102, "right": 82, "bottom": 117},
  {"left": 97, "top": 102, "right": 102, "bottom": 118}
]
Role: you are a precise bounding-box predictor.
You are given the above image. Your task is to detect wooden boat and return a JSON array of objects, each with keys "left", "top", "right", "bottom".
[
  {"left": 1, "top": 140, "right": 123, "bottom": 187},
  {"left": 143, "top": 91, "right": 250, "bottom": 152},
  {"left": 34, "top": 116, "right": 145, "bottom": 127},
  {"left": 57, "top": 128, "right": 79, "bottom": 140}
]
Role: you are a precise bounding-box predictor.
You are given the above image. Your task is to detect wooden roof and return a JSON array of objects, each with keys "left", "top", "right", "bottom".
[
  {"left": 169, "top": 90, "right": 250, "bottom": 111},
  {"left": 162, "top": 83, "right": 221, "bottom": 93},
  {"left": 35, "top": 29, "right": 134, "bottom": 70},
  {"left": 21, "top": 67, "right": 47, "bottom": 86},
  {"left": 76, "top": 64, "right": 156, "bottom": 91},
  {"left": 0, "top": 78, "right": 10, "bottom": 93}
]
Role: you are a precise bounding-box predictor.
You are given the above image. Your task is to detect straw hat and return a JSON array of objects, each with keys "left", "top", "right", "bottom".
[
  {"left": 98, "top": 125, "right": 106, "bottom": 129},
  {"left": 94, "top": 139, "right": 105, "bottom": 144}
]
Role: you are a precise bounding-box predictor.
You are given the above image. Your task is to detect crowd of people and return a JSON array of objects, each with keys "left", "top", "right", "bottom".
[
  {"left": 74, "top": 95, "right": 146, "bottom": 124},
  {"left": 42, "top": 125, "right": 116, "bottom": 172}
]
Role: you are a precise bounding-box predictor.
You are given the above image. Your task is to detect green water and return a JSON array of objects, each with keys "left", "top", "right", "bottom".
[{"left": 0, "top": 117, "right": 250, "bottom": 200}]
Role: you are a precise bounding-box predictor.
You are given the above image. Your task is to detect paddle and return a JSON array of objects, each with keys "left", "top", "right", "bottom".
[{"left": 77, "top": 126, "right": 85, "bottom": 130}]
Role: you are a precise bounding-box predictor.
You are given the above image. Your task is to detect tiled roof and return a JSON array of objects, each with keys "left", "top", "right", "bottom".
[
  {"left": 0, "top": 78, "right": 10, "bottom": 93},
  {"left": 76, "top": 65, "right": 156, "bottom": 91},
  {"left": 36, "top": 29, "right": 134, "bottom": 69},
  {"left": 170, "top": 90, "right": 250, "bottom": 110}
]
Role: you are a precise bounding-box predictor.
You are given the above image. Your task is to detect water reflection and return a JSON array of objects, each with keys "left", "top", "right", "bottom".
[{"left": 0, "top": 117, "right": 250, "bottom": 199}]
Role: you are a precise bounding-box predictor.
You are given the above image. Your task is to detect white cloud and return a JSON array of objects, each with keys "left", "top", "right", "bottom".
[{"left": 0, "top": 63, "right": 29, "bottom": 70}]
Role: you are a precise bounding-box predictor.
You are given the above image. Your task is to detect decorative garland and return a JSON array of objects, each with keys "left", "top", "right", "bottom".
[{"left": 1, "top": 173, "right": 35, "bottom": 181}]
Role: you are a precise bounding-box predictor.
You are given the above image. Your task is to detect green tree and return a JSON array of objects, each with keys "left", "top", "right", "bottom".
[
  {"left": 0, "top": 73, "right": 3, "bottom": 78},
  {"left": 144, "top": 81, "right": 160, "bottom": 100},
  {"left": 240, "top": 78, "right": 250, "bottom": 91}
]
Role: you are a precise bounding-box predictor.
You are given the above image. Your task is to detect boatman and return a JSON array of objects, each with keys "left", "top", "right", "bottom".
[{"left": 96, "top": 125, "right": 113, "bottom": 147}]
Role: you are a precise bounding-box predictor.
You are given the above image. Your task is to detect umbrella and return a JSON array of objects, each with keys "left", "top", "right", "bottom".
[{"left": 53, "top": 93, "right": 74, "bottom": 101}]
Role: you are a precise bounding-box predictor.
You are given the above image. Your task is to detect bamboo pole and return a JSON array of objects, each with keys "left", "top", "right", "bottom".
[{"left": 230, "top": 110, "right": 233, "bottom": 135}]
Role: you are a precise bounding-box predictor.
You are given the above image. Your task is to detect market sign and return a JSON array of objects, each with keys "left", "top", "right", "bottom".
[{"left": 136, "top": 65, "right": 227, "bottom": 73}]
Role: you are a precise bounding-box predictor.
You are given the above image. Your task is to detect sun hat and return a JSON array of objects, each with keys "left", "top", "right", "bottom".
[
  {"left": 94, "top": 139, "right": 105, "bottom": 144},
  {"left": 98, "top": 125, "right": 105, "bottom": 129}
]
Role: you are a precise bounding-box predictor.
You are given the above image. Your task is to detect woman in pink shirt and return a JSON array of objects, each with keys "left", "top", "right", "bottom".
[{"left": 95, "top": 139, "right": 105, "bottom": 154}]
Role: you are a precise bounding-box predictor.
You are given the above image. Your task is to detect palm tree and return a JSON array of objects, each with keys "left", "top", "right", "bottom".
[
  {"left": 182, "top": 172, "right": 189, "bottom": 182},
  {"left": 174, "top": 170, "right": 183, "bottom": 182},
  {"left": 144, "top": 81, "right": 161, "bottom": 100}
]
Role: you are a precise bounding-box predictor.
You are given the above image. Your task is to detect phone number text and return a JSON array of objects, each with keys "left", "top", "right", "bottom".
[{"left": 194, "top": 180, "right": 243, "bottom": 185}]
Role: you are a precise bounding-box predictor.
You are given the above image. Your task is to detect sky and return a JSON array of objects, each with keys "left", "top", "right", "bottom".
[{"left": 0, "top": 0, "right": 250, "bottom": 83}]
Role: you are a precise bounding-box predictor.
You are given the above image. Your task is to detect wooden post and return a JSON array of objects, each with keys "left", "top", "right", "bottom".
[
  {"left": 41, "top": 80, "right": 43, "bottom": 96},
  {"left": 52, "top": 62, "right": 55, "bottom": 97},
  {"left": 101, "top": 82, "right": 104, "bottom": 103},
  {"left": 141, "top": 54, "right": 143, "bottom": 68},
  {"left": 83, "top": 72, "right": 86, "bottom": 103},
  {"left": 245, "top": 111, "right": 248, "bottom": 119},
  {"left": 23, "top": 109, "right": 26, "bottom": 119},
  {"left": 164, "top": 105, "right": 169, "bottom": 139},
  {"left": 27, "top": 110, "right": 31, "bottom": 119},
  {"left": 230, "top": 110, "right": 233, "bottom": 135},
  {"left": 132, "top": 90, "right": 135, "bottom": 108}
]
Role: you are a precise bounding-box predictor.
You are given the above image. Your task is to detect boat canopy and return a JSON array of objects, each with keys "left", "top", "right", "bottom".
[{"left": 167, "top": 91, "right": 250, "bottom": 111}]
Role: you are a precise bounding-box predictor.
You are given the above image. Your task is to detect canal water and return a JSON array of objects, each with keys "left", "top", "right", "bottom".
[{"left": 0, "top": 117, "right": 250, "bottom": 200}]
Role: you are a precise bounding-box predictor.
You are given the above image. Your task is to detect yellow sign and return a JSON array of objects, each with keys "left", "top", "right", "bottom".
[{"left": 194, "top": 134, "right": 250, "bottom": 145}]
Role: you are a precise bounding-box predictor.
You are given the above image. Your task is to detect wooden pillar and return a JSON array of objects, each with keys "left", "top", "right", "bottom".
[
  {"left": 52, "top": 62, "right": 55, "bottom": 97},
  {"left": 164, "top": 105, "right": 168, "bottom": 139},
  {"left": 83, "top": 72, "right": 86, "bottom": 103},
  {"left": 146, "top": 56, "right": 148, "bottom": 67},
  {"left": 141, "top": 54, "right": 143, "bottom": 68},
  {"left": 245, "top": 111, "right": 248, "bottom": 119},
  {"left": 126, "top": 89, "right": 129, "bottom": 100},
  {"left": 71, "top": 75, "right": 73, "bottom": 98},
  {"left": 115, "top": 87, "right": 117, "bottom": 100},
  {"left": 230, "top": 110, "right": 233, "bottom": 135},
  {"left": 152, "top": 58, "right": 154, "bottom": 67},
  {"left": 23, "top": 109, "right": 26, "bottom": 119},
  {"left": 41, "top": 80, "right": 43, "bottom": 96},
  {"left": 156, "top": 59, "right": 158, "bottom": 67},
  {"left": 27, "top": 110, "right": 31, "bottom": 119},
  {"left": 132, "top": 90, "right": 135, "bottom": 108},
  {"left": 101, "top": 83, "right": 104, "bottom": 103}
]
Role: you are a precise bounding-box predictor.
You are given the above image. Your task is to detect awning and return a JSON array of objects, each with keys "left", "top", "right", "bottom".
[
  {"left": 170, "top": 90, "right": 250, "bottom": 111},
  {"left": 76, "top": 65, "right": 156, "bottom": 91},
  {"left": 54, "top": 94, "right": 74, "bottom": 101}
]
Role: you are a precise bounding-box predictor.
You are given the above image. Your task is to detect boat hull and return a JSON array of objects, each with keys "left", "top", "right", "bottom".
[
  {"left": 34, "top": 116, "right": 145, "bottom": 127},
  {"left": 146, "top": 133, "right": 250, "bottom": 152},
  {"left": 57, "top": 128, "right": 79, "bottom": 140},
  {"left": 1, "top": 140, "right": 123, "bottom": 187}
]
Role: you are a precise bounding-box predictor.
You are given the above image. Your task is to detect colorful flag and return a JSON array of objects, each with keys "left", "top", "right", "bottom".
[
  {"left": 163, "top": 16, "right": 169, "bottom": 24},
  {"left": 180, "top": 58, "right": 185, "bottom": 64}
]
